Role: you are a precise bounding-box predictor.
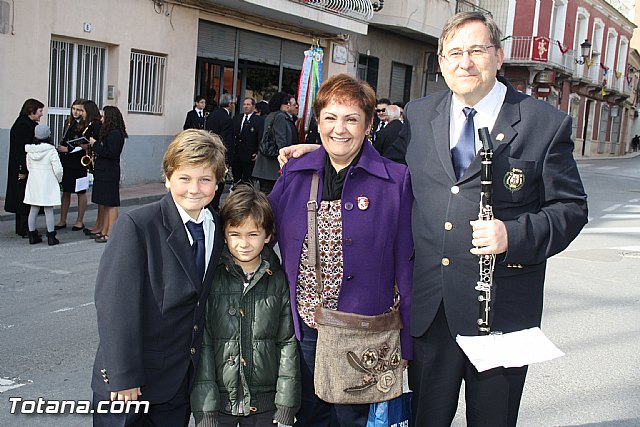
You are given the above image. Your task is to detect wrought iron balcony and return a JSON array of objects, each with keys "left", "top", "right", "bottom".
[{"left": 290, "top": 0, "right": 374, "bottom": 21}]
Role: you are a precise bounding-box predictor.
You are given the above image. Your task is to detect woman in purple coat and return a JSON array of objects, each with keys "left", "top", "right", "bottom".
[{"left": 269, "top": 74, "right": 414, "bottom": 427}]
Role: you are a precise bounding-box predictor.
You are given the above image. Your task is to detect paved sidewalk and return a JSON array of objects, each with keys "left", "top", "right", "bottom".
[
  {"left": 0, "top": 181, "right": 168, "bottom": 221},
  {"left": 574, "top": 150, "right": 640, "bottom": 161}
]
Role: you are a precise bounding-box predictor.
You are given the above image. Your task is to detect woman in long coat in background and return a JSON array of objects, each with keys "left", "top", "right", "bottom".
[{"left": 4, "top": 98, "right": 45, "bottom": 237}]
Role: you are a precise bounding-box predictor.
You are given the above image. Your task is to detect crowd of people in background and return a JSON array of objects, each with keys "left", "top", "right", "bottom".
[{"left": 4, "top": 98, "right": 127, "bottom": 245}]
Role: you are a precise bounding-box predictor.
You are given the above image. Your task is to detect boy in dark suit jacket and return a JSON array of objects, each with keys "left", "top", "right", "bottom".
[
  {"left": 184, "top": 95, "right": 208, "bottom": 130},
  {"left": 91, "top": 129, "right": 227, "bottom": 427}
]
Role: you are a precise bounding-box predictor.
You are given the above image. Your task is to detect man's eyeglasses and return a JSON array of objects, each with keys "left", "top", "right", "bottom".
[
  {"left": 440, "top": 45, "right": 496, "bottom": 63},
  {"left": 375, "top": 108, "right": 386, "bottom": 113}
]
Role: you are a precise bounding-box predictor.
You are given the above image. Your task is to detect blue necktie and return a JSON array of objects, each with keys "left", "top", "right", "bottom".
[
  {"left": 451, "top": 107, "right": 477, "bottom": 180},
  {"left": 186, "top": 221, "right": 205, "bottom": 281}
]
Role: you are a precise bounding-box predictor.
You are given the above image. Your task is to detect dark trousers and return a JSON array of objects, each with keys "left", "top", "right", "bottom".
[
  {"left": 409, "top": 303, "right": 528, "bottom": 427},
  {"left": 217, "top": 409, "right": 276, "bottom": 427},
  {"left": 295, "top": 322, "right": 370, "bottom": 427},
  {"left": 232, "top": 161, "right": 255, "bottom": 186},
  {"left": 92, "top": 373, "right": 191, "bottom": 427},
  {"left": 257, "top": 179, "right": 275, "bottom": 195},
  {"left": 15, "top": 213, "right": 28, "bottom": 236}
]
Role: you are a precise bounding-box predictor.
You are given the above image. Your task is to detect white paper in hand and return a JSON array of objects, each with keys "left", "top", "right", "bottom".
[{"left": 456, "top": 327, "right": 564, "bottom": 372}]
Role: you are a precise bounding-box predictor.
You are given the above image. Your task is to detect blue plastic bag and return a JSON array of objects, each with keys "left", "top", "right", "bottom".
[{"left": 366, "top": 392, "right": 412, "bottom": 427}]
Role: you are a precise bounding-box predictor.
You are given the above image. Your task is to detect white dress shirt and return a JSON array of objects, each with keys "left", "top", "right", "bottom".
[
  {"left": 449, "top": 80, "right": 507, "bottom": 151},
  {"left": 173, "top": 202, "right": 216, "bottom": 274}
]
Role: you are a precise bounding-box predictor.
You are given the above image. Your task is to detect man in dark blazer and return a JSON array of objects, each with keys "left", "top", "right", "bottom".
[
  {"left": 398, "top": 12, "right": 588, "bottom": 427},
  {"left": 91, "top": 129, "right": 227, "bottom": 426},
  {"left": 183, "top": 95, "right": 208, "bottom": 130},
  {"left": 206, "top": 93, "right": 235, "bottom": 209},
  {"left": 232, "top": 97, "right": 264, "bottom": 184},
  {"left": 374, "top": 104, "right": 404, "bottom": 158}
]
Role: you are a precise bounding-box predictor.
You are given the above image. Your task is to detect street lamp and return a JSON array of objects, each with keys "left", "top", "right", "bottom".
[{"left": 575, "top": 39, "right": 591, "bottom": 65}]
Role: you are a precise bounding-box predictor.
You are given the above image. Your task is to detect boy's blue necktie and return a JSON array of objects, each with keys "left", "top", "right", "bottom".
[
  {"left": 451, "top": 107, "right": 477, "bottom": 180},
  {"left": 186, "top": 221, "right": 205, "bottom": 281}
]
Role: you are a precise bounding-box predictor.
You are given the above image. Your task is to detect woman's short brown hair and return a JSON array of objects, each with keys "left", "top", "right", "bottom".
[
  {"left": 220, "top": 184, "right": 275, "bottom": 238},
  {"left": 162, "top": 129, "right": 226, "bottom": 183},
  {"left": 313, "top": 73, "right": 377, "bottom": 128}
]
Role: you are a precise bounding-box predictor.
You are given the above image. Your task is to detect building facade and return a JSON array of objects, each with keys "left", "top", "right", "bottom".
[
  {"left": 0, "top": 0, "right": 400, "bottom": 190},
  {"left": 6, "top": 0, "right": 631, "bottom": 193},
  {"left": 479, "top": 0, "right": 638, "bottom": 156}
]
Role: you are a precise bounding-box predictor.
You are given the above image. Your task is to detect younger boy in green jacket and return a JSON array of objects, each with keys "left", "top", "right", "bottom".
[{"left": 191, "top": 184, "right": 300, "bottom": 427}]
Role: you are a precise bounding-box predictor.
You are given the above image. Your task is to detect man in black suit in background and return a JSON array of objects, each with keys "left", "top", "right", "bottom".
[
  {"left": 232, "top": 97, "right": 264, "bottom": 185},
  {"left": 183, "top": 95, "right": 207, "bottom": 130},
  {"left": 205, "top": 93, "right": 235, "bottom": 210},
  {"left": 373, "top": 104, "right": 404, "bottom": 158}
]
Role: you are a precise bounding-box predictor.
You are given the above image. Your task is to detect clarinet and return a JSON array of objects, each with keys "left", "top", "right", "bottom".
[{"left": 476, "top": 127, "right": 495, "bottom": 335}]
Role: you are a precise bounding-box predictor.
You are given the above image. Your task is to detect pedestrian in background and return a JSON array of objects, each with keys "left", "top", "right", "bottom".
[
  {"left": 252, "top": 92, "right": 293, "bottom": 194},
  {"left": 184, "top": 95, "right": 208, "bottom": 130},
  {"left": 206, "top": 93, "right": 235, "bottom": 210},
  {"left": 5, "top": 98, "right": 45, "bottom": 238},
  {"left": 23, "top": 124, "right": 63, "bottom": 246},
  {"left": 232, "top": 97, "right": 264, "bottom": 186},
  {"left": 55, "top": 98, "right": 88, "bottom": 232},
  {"left": 79, "top": 100, "right": 104, "bottom": 237},
  {"left": 89, "top": 105, "right": 127, "bottom": 243}
]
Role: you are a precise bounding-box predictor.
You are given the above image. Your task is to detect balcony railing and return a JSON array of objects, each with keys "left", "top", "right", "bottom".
[
  {"left": 502, "top": 36, "right": 574, "bottom": 73},
  {"left": 502, "top": 36, "right": 635, "bottom": 97},
  {"left": 290, "top": 0, "right": 374, "bottom": 21}
]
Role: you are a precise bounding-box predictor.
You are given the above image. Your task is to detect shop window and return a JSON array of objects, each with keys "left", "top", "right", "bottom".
[{"left": 128, "top": 51, "right": 166, "bottom": 114}]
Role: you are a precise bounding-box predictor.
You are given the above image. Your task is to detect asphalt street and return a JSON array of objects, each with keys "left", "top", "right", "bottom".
[{"left": 0, "top": 155, "right": 639, "bottom": 426}]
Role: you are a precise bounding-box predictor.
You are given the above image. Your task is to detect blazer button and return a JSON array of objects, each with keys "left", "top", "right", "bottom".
[
  {"left": 451, "top": 186, "right": 460, "bottom": 194},
  {"left": 346, "top": 275, "right": 354, "bottom": 281},
  {"left": 344, "top": 238, "right": 353, "bottom": 246},
  {"left": 193, "top": 325, "right": 199, "bottom": 332},
  {"left": 344, "top": 202, "right": 354, "bottom": 211},
  {"left": 228, "top": 307, "right": 237, "bottom": 316},
  {"left": 103, "top": 378, "right": 109, "bottom": 384},
  {"left": 441, "top": 258, "right": 450, "bottom": 266},
  {"left": 190, "top": 347, "right": 196, "bottom": 355},
  {"left": 444, "top": 222, "right": 453, "bottom": 231}
]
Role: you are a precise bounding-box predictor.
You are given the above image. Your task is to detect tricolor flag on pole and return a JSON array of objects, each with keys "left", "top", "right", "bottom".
[{"left": 297, "top": 47, "right": 323, "bottom": 144}]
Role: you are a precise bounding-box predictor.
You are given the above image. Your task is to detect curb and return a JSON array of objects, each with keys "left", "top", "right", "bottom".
[{"left": 0, "top": 192, "right": 166, "bottom": 222}]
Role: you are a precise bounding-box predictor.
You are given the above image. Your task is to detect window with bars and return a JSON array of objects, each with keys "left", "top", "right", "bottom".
[
  {"left": 48, "top": 39, "right": 106, "bottom": 143},
  {"left": 128, "top": 51, "right": 166, "bottom": 114}
]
